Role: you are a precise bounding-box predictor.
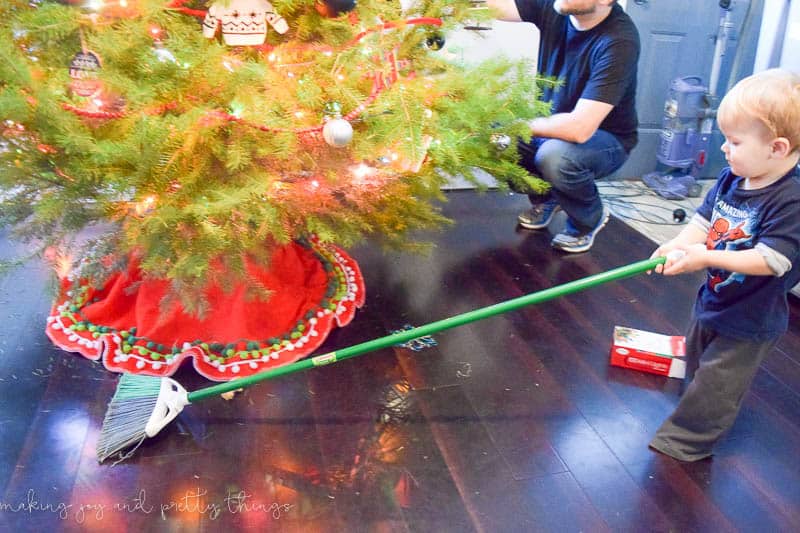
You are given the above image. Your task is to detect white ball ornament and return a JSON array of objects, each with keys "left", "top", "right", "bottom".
[
  {"left": 323, "top": 118, "right": 353, "bottom": 147},
  {"left": 490, "top": 133, "right": 511, "bottom": 151}
]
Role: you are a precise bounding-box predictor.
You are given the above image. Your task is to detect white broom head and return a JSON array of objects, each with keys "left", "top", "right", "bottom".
[{"left": 96, "top": 374, "right": 189, "bottom": 463}]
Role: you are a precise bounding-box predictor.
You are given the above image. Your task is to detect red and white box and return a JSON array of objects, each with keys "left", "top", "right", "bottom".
[{"left": 610, "top": 326, "right": 687, "bottom": 378}]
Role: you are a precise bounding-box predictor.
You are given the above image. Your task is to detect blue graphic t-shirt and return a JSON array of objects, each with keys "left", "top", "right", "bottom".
[
  {"left": 514, "top": 0, "right": 640, "bottom": 152},
  {"left": 694, "top": 166, "right": 800, "bottom": 341}
]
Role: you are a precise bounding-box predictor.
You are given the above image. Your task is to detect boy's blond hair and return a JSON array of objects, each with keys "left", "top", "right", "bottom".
[{"left": 717, "top": 68, "right": 800, "bottom": 152}]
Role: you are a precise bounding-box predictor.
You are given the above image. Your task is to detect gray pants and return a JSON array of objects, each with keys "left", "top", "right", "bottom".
[{"left": 649, "top": 318, "right": 776, "bottom": 461}]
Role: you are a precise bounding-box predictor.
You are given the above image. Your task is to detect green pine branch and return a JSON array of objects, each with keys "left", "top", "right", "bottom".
[{"left": 1, "top": 0, "right": 551, "bottom": 311}]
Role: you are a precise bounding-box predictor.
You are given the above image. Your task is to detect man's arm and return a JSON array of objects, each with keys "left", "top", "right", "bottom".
[
  {"left": 486, "top": 0, "right": 522, "bottom": 21},
  {"left": 529, "top": 98, "right": 614, "bottom": 144}
]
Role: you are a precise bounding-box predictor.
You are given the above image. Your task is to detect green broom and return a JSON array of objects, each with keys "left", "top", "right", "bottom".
[{"left": 96, "top": 255, "right": 668, "bottom": 462}]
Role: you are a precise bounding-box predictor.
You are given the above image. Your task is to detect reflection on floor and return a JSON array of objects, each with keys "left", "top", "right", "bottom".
[{"left": 2, "top": 190, "right": 800, "bottom": 531}]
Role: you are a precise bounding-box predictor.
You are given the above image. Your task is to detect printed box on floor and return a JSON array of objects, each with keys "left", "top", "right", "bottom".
[{"left": 610, "top": 326, "right": 686, "bottom": 378}]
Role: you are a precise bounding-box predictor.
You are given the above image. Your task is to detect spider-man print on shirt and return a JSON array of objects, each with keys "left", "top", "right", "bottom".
[{"left": 705, "top": 199, "right": 755, "bottom": 292}]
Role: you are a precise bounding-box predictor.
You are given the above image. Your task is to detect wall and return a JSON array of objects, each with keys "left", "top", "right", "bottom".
[
  {"left": 443, "top": 21, "right": 538, "bottom": 66},
  {"left": 753, "top": 0, "right": 798, "bottom": 71},
  {"left": 440, "top": 20, "right": 539, "bottom": 188},
  {"left": 786, "top": 2, "right": 800, "bottom": 71}
]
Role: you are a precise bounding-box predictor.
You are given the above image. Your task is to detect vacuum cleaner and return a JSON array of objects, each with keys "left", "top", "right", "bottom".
[{"left": 643, "top": 0, "right": 739, "bottom": 200}]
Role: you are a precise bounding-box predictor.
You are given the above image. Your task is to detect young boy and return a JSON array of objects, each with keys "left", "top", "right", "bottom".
[{"left": 649, "top": 68, "right": 800, "bottom": 461}]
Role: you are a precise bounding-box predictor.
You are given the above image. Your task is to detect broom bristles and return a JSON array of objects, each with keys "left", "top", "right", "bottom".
[{"left": 96, "top": 374, "right": 163, "bottom": 463}]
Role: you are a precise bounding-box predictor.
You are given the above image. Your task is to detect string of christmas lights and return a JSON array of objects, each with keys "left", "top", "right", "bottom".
[{"left": 59, "top": 4, "right": 442, "bottom": 141}]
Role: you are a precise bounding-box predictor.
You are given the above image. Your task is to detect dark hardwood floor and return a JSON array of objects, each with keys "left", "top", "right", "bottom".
[{"left": 2, "top": 190, "right": 800, "bottom": 532}]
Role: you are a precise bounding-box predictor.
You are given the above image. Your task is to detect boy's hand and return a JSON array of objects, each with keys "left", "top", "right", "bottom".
[
  {"left": 661, "top": 243, "right": 707, "bottom": 276},
  {"left": 648, "top": 242, "right": 682, "bottom": 274}
]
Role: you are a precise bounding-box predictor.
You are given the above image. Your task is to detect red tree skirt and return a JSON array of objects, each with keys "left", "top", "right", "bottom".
[{"left": 45, "top": 237, "right": 365, "bottom": 381}]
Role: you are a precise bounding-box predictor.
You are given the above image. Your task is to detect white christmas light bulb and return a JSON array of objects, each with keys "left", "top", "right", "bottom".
[{"left": 353, "top": 163, "right": 372, "bottom": 179}]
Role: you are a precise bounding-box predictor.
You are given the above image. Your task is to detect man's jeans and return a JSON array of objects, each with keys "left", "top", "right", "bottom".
[{"left": 517, "top": 130, "right": 628, "bottom": 232}]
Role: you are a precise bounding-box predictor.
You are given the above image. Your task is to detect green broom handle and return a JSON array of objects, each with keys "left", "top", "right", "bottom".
[{"left": 188, "top": 256, "right": 666, "bottom": 402}]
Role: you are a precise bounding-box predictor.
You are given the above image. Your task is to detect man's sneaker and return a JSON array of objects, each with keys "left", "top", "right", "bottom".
[
  {"left": 517, "top": 199, "right": 561, "bottom": 230},
  {"left": 551, "top": 205, "right": 610, "bottom": 253}
]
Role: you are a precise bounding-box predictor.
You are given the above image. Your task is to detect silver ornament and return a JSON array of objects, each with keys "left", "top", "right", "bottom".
[
  {"left": 490, "top": 133, "right": 511, "bottom": 151},
  {"left": 323, "top": 101, "right": 342, "bottom": 120},
  {"left": 322, "top": 118, "right": 353, "bottom": 147}
]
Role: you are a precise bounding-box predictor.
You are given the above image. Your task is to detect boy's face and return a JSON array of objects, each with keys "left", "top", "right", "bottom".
[{"left": 719, "top": 119, "right": 776, "bottom": 181}]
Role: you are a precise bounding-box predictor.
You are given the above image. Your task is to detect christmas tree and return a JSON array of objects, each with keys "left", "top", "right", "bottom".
[{"left": 0, "top": 0, "right": 548, "bottom": 379}]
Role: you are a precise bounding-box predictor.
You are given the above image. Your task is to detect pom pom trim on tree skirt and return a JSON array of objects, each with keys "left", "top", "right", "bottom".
[{"left": 45, "top": 237, "right": 364, "bottom": 381}]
